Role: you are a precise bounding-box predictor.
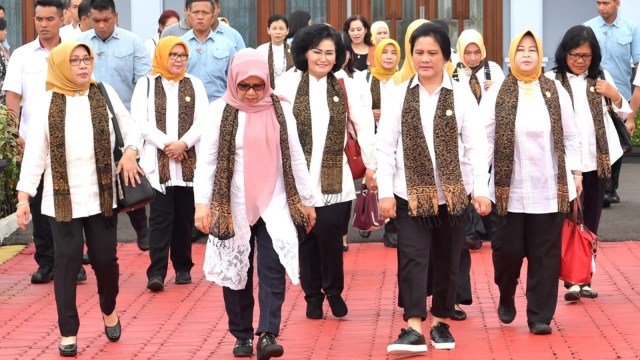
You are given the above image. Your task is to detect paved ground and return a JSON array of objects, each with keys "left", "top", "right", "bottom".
[{"left": 0, "top": 241, "right": 639, "bottom": 359}]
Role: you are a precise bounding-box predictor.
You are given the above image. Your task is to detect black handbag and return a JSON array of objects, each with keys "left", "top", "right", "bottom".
[
  {"left": 97, "top": 82, "right": 155, "bottom": 212},
  {"left": 600, "top": 73, "right": 634, "bottom": 154}
]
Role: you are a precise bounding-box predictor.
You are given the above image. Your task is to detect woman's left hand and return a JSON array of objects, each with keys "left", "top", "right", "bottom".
[
  {"left": 473, "top": 196, "right": 492, "bottom": 216},
  {"left": 116, "top": 148, "right": 144, "bottom": 187},
  {"left": 484, "top": 80, "right": 494, "bottom": 91},
  {"left": 164, "top": 140, "right": 188, "bottom": 160},
  {"left": 364, "top": 168, "right": 377, "bottom": 192},
  {"left": 303, "top": 206, "right": 316, "bottom": 233}
]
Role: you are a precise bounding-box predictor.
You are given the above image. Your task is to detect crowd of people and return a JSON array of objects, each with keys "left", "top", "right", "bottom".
[{"left": 2, "top": 0, "right": 638, "bottom": 358}]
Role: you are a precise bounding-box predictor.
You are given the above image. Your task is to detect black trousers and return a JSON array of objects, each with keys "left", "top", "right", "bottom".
[
  {"left": 147, "top": 187, "right": 194, "bottom": 280},
  {"left": 609, "top": 157, "right": 622, "bottom": 191},
  {"left": 48, "top": 214, "right": 119, "bottom": 336},
  {"left": 395, "top": 197, "right": 464, "bottom": 321},
  {"left": 300, "top": 201, "right": 351, "bottom": 302},
  {"left": 31, "top": 175, "right": 54, "bottom": 267},
  {"left": 223, "top": 218, "right": 286, "bottom": 339},
  {"left": 384, "top": 218, "right": 397, "bottom": 233},
  {"left": 491, "top": 212, "right": 562, "bottom": 325},
  {"left": 126, "top": 206, "right": 148, "bottom": 238},
  {"left": 582, "top": 170, "right": 606, "bottom": 235}
]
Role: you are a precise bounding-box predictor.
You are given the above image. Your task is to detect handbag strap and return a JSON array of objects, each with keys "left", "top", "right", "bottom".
[
  {"left": 97, "top": 82, "right": 124, "bottom": 162},
  {"left": 598, "top": 71, "right": 617, "bottom": 111},
  {"left": 337, "top": 77, "right": 358, "bottom": 139}
]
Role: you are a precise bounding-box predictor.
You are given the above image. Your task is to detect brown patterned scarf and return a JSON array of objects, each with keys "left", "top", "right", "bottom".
[
  {"left": 209, "top": 95, "right": 309, "bottom": 240},
  {"left": 370, "top": 76, "right": 381, "bottom": 111},
  {"left": 555, "top": 71, "right": 611, "bottom": 179},
  {"left": 48, "top": 84, "right": 114, "bottom": 222},
  {"left": 154, "top": 77, "right": 197, "bottom": 184},
  {"left": 468, "top": 61, "right": 485, "bottom": 103},
  {"left": 494, "top": 74, "right": 569, "bottom": 216},
  {"left": 293, "top": 71, "right": 345, "bottom": 195},
  {"left": 401, "top": 77, "right": 468, "bottom": 218},
  {"left": 268, "top": 42, "right": 294, "bottom": 90}
]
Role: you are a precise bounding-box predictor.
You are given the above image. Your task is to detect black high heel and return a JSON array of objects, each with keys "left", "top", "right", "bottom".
[
  {"left": 59, "top": 342, "right": 77, "bottom": 357},
  {"left": 103, "top": 313, "right": 121, "bottom": 342}
]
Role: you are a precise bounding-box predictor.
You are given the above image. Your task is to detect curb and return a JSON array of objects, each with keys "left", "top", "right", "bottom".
[{"left": 0, "top": 212, "right": 18, "bottom": 246}]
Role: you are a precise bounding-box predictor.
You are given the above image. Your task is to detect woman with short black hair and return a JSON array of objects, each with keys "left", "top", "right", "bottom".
[
  {"left": 377, "top": 22, "right": 491, "bottom": 354},
  {"left": 277, "top": 23, "right": 376, "bottom": 321},
  {"left": 257, "top": 14, "right": 294, "bottom": 89},
  {"left": 546, "top": 25, "right": 628, "bottom": 302}
]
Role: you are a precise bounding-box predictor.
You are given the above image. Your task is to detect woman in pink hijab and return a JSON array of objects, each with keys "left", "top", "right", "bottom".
[{"left": 193, "top": 48, "right": 316, "bottom": 360}]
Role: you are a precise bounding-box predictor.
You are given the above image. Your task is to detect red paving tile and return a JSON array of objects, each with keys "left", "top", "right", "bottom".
[{"left": 0, "top": 241, "right": 639, "bottom": 359}]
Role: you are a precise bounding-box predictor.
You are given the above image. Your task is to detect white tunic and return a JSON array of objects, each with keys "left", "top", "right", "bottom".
[
  {"left": 193, "top": 99, "right": 314, "bottom": 290},
  {"left": 455, "top": 61, "right": 505, "bottom": 97}
]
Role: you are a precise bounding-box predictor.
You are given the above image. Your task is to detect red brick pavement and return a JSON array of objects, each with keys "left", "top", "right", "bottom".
[{"left": 1, "top": 241, "right": 639, "bottom": 359}]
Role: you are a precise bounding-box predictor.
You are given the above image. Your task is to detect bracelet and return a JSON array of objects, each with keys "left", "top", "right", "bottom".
[
  {"left": 16, "top": 201, "right": 29, "bottom": 208},
  {"left": 573, "top": 175, "right": 583, "bottom": 179}
]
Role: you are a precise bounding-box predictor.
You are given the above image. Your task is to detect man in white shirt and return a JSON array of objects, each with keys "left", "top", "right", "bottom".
[
  {"left": 59, "top": 0, "right": 83, "bottom": 41},
  {"left": 2, "top": 0, "right": 86, "bottom": 284}
]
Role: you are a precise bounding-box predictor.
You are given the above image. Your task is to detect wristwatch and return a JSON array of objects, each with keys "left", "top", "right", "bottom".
[{"left": 124, "top": 145, "right": 139, "bottom": 154}]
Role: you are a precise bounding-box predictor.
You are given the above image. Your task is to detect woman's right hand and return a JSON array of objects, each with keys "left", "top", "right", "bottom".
[
  {"left": 16, "top": 191, "right": 31, "bottom": 230},
  {"left": 194, "top": 204, "right": 211, "bottom": 234},
  {"left": 379, "top": 197, "right": 396, "bottom": 219}
]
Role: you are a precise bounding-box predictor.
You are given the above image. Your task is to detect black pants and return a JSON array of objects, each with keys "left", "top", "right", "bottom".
[
  {"left": 582, "top": 170, "right": 606, "bottom": 235},
  {"left": 491, "top": 212, "right": 562, "bottom": 325},
  {"left": 609, "top": 157, "right": 622, "bottom": 191},
  {"left": 48, "top": 214, "right": 119, "bottom": 336},
  {"left": 31, "top": 175, "right": 54, "bottom": 267},
  {"left": 395, "top": 197, "right": 464, "bottom": 321},
  {"left": 147, "top": 187, "right": 194, "bottom": 280},
  {"left": 126, "top": 206, "right": 148, "bottom": 238},
  {"left": 223, "top": 218, "right": 286, "bottom": 339},
  {"left": 300, "top": 201, "right": 351, "bottom": 302},
  {"left": 384, "top": 218, "right": 397, "bottom": 233}
]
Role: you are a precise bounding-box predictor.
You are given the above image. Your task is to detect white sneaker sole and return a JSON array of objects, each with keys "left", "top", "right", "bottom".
[
  {"left": 431, "top": 340, "right": 455, "bottom": 350},
  {"left": 387, "top": 344, "right": 428, "bottom": 354}
]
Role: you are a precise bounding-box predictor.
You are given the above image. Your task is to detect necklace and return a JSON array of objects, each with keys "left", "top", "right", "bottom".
[{"left": 273, "top": 44, "right": 287, "bottom": 77}]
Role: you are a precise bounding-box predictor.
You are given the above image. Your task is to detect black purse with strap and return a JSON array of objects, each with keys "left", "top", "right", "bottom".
[
  {"left": 600, "top": 72, "right": 634, "bottom": 154},
  {"left": 97, "top": 82, "right": 155, "bottom": 212}
]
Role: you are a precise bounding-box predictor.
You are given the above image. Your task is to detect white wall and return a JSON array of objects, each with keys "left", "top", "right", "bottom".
[{"left": 620, "top": 1, "right": 640, "bottom": 23}]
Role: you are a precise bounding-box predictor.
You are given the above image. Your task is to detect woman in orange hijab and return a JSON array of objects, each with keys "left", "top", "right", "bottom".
[
  {"left": 16, "top": 41, "right": 142, "bottom": 356},
  {"left": 130, "top": 36, "right": 209, "bottom": 293},
  {"left": 482, "top": 30, "right": 581, "bottom": 335}
]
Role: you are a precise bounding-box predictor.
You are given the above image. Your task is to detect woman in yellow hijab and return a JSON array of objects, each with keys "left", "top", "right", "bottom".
[
  {"left": 393, "top": 18, "right": 429, "bottom": 85},
  {"left": 482, "top": 30, "right": 581, "bottom": 336},
  {"left": 454, "top": 29, "right": 505, "bottom": 103},
  {"left": 16, "top": 41, "right": 142, "bottom": 356},
  {"left": 131, "top": 36, "right": 209, "bottom": 294}
]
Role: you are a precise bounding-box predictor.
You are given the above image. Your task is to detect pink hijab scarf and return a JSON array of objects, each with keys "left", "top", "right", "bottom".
[{"left": 222, "top": 49, "right": 280, "bottom": 225}]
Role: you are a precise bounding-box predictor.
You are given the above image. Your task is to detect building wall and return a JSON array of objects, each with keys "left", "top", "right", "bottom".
[{"left": 542, "top": 0, "right": 595, "bottom": 70}]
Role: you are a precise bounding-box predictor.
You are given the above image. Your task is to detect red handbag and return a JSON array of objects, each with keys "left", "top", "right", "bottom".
[
  {"left": 338, "top": 78, "right": 366, "bottom": 180},
  {"left": 560, "top": 198, "right": 597, "bottom": 285},
  {"left": 352, "top": 184, "right": 387, "bottom": 231}
]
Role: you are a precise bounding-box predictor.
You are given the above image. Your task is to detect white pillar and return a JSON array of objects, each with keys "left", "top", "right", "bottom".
[{"left": 130, "top": 0, "right": 163, "bottom": 41}]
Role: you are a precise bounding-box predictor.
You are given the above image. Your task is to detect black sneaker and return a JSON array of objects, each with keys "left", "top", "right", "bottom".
[
  {"left": 232, "top": 338, "right": 253, "bottom": 357},
  {"left": 147, "top": 276, "right": 164, "bottom": 292},
  {"left": 498, "top": 295, "right": 516, "bottom": 324},
  {"left": 31, "top": 264, "right": 54, "bottom": 284},
  {"left": 77, "top": 267, "right": 87, "bottom": 283},
  {"left": 175, "top": 271, "right": 192, "bottom": 284},
  {"left": 528, "top": 322, "right": 552, "bottom": 335},
  {"left": 387, "top": 327, "right": 427, "bottom": 354},
  {"left": 430, "top": 322, "right": 455, "bottom": 350},
  {"left": 256, "top": 333, "right": 283, "bottom": 360},
  {"left": 603, "top": 192, "right": 611, "bottom": 208}
]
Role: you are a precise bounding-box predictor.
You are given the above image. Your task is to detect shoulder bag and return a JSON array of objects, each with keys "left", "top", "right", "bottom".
[
  {"left": 560, "top": 197, "right": 597, "bottom": 285},
  {"left": 337, "top": 78, "right": 366, "bottom": 180},
  {"left": 600, "top": 72, "right": 633, "bottom": 154}
]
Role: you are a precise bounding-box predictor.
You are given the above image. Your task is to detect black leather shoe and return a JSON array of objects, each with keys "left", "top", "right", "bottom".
[
  {"left": 232, "top": 338, "right": 253, "bottom": 357},
  {"left": 136, "top": 229, "right": 150, "bottom": 251},
  {"left": 383, "top": 232, "right": 398, "bottom": 248},
  {"left": 528, "top": 322, "right": 552, "bottom": 335},
  {"left": 451, "top": 308, "right": 467, "bottom": 321},
  {"left": 327, "top": 294, "right": 348, "bottom": 317},
  {"left": 104, "top": 317, "right": 121, "bottom": 342},
  {"left": 59, "top": 342, "right": 77, "bottom": 357},
  {"left": 580, "top": 286, "right": 599, "bottom": 298},
  {"left": 77, "top": 266, "right": 87, "bottom": 283},
  {"left": 610, "top": 189, "right": 620, "bottom": 204},
  {"left": 147, "top": 276, "right": 164, "bottom": 292},
  {"left": 175, "top": 271, "right": 192, "bottom": 284},
  {"left": 82, "top": 252, "right": 90, "bottom": 265},
  {"left": 306, "top": 300, "right": 323, "bottom": 319},
  {"left": 31, "top": 265, "right": 54, "bottom": 284},
  {"left": 257, "top": 333, "right": 283, "bottom": 360},
  {"left": 603, "top": 192, "right": 611, "bottom": 208},
  {"left": 498, "top": 296, "right": 516, "bottom": 324}
]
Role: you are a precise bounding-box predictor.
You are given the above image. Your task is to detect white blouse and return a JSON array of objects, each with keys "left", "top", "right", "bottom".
[
  {"left": 256, "top": 42, "right": 289, "bottom": 85},
  {"left": 481, "top": 78, "right": 581, "bottom": 213},
  {"left": 376, "top": 72, "right": 490, "bottom": 203},
  {"left": 194, "top": 98, "right": 313, "bottom": 290},
  {"left": 543, "top": 70, "right": 627, "bottom": 172},
  {"left": 455, "top": 61, "right": 505, "bottom": 97},
  {"left": 275, "top": 71, "right": 377, "bottom": 207},
  {"left": 130, "top": 74, "right": 209, "bottom": 192},
  {"left": 16, "top": 83, "right": 141, "bottom": 218}
]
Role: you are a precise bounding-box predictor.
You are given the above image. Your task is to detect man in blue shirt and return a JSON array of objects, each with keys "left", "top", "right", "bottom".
[
  {"left": 584, "top": 0, "right": 640, "bottom": 206},
  {"left": 180, "top": 0, "right": 236, "bottom": 102},
  {"left": 77, "top": 0, "right": 151, "bottom": 251}
]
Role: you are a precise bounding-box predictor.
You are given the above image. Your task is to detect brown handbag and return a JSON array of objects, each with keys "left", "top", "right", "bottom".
[{"left": 338, "top": 78, "right": 366, "bottom": 180}]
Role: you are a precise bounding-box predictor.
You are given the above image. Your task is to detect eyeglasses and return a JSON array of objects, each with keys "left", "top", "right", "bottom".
[
  {"left": 568, "top": 52, "right": 593, "bottom": 61},
  {"left": 69, "top": 57, "right": 93, "bottom": 66},
  {"left": 237, "top": 82, "right": 266, "bottom": 92},
  {"left": 169, "top": 52, "right": 189, "bottom": 61}
]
